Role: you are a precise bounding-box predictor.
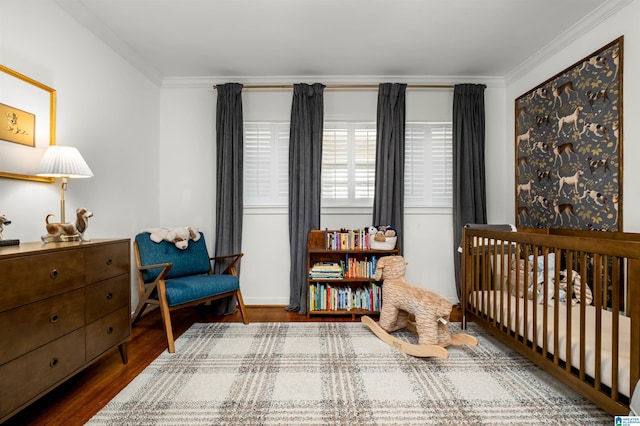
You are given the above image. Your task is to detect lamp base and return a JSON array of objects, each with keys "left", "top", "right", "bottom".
[{"left": 42, "top": 234, "right": 82, "bottom": 244}]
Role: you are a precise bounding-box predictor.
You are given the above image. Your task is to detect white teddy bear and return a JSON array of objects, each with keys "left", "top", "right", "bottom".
[{"left": 146, "top": 226, "right": 201, "bottom": 250}]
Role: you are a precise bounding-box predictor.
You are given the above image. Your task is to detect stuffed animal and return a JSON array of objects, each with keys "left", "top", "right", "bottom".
[
  {"left": 374, "top": 225, "right": 397, "bottom": 241},
  {"left": 146, "top": 226, "right": 201, "bottom": 250},
  {"left": 0, "top": 214, "right": 11, "bottom": 240},
  {"left": 374, "top": 255, "right": 452, "bottom": 346}
]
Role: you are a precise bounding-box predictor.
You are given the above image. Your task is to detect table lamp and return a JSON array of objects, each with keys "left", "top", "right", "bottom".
[{"left": 36, "top": 145, "right": 93, "bottom": 224}]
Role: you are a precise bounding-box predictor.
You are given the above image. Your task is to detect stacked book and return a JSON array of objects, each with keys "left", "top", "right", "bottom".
[
  {"left": 325, "top": 228, "right": 371, "bottom": 250},
  {"left": 309, "top": 262, "right": 343, "bottom": 279},
  {"left": 343, "top": 254, "right": 378, "bottom": 278},
  {"left": 309, "top": 283, "right": 382, "bottom": 312}
]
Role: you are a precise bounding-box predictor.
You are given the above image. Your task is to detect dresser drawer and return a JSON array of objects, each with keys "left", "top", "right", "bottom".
[
  {"left": 0, "top": 289, "right": 85, "bottom": 365},
  {"left": 0, "top": 328, "right": 85, "bottom": 419},
  {"left": 85, "top": 274, "right": 129, "bottom": 323},
  {"left": 0, "top": 251, "right": 85, "bottom": 312},
  {"left": 86, "top": 306, "right": 130, "bottom": 361},
  {"left": 85, "top": 241, "right": 130, "bottom": 284}
]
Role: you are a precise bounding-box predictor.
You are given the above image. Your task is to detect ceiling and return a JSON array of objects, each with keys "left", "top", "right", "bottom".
[{"left": 56, "top": 0, "right": 623, "bottom": 85}]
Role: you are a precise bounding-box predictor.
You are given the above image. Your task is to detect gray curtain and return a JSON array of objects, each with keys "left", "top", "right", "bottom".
[
  {"left": 213, "top": 83, "right": 244, "bottom": 314},
  {"left": 373, "top": 83, "right": 406, "bottom": 253},
  {"left": 286, "top": 83, "right": 325, "bottom": 314},
  {"left": 452, "top": 84, "right": 487, "bottom": 303}
]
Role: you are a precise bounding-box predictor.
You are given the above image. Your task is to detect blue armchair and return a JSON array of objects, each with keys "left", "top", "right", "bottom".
[{"left": 131, "top": 232, "right": 248, "bottom": 352}]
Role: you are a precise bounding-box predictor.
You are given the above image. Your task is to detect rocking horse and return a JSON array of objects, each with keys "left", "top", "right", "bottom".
[{"left": 362, "top": 255, "right": 478, "bottom": 359}]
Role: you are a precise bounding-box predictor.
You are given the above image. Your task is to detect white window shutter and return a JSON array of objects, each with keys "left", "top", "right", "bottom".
[{"left": 244, "top": 122, "right": 289, "bottom": 206}]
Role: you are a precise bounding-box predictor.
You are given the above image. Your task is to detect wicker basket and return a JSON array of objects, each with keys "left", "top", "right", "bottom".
[{"left": 370, "top": 236, "right": 397, "bottom": 250}]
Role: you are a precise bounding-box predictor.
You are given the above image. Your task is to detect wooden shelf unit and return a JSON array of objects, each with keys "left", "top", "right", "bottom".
[{"left": 307, "top": 229, "right": 399, "bottom": 319}]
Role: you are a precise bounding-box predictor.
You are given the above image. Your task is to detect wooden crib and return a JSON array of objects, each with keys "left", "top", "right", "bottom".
[{"left": 461, "top": 225, "right": 640, "bottom": 415}]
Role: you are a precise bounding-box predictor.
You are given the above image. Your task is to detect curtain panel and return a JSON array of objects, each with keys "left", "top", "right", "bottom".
[
  {"left": 286, "top": 83, "right": 325, "bottom": 314},
  {"left": 373, "top": 83, "right": 407, "bottom": 253},
  {"left": 452, "top": 83, "right": 487, "bottom": 302},
  {"left": 213, "top": 83, "right": 244, "bottom": 314}
]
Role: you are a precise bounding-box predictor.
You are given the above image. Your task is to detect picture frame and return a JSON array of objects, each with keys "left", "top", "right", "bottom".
[
  {"left": 0, "top": 64, "right": 56, "bottom": 183},
  {"left": 515, "top": 36, "right": 623, "bottom": 231}
]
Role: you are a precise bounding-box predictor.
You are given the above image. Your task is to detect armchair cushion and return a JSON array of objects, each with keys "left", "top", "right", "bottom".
[{"left": 162, "top": 274, "right": 239, "bottom": 307}]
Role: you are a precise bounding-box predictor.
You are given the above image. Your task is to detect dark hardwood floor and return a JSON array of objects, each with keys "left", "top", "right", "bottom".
[{"left": 3, "top": 305, "right": 461, "bottom": 426}]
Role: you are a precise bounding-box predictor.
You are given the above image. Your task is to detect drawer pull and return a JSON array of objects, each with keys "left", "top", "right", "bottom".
[
  {"left": 50, "top": 269, "right": 59, "bottom": 279},
  {"left": 107, "top": 327, "right": 114, "bottom": 335},
  {"left": 106, "top": 258, "right": 113, "bottom": 266},
  {"left": 50, "top": 358, "right": 59, "bottom": 368},
  {"left": 106, "top": 292, "right": 113, "bottom": 300},
  {"left": 50, "top": 313, "right": 59, "bottom": 323}
]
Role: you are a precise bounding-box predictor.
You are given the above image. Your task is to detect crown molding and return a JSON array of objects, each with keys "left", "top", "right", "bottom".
[{"left": 504, "top": 0, "right": 633, "bottom": 85}]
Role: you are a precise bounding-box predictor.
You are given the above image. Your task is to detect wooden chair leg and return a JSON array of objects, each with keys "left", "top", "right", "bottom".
[
  {"left": 158, "top": 298, "right": 176, "bottom": 353},
  {"left": 236, "top": 290, "right": 249, "bottom": 325},
  {"left": 153, "top": 279, "right": 177, "bottom": 353}
]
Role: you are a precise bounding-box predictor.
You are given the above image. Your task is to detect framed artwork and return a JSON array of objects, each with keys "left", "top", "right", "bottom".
[
  {"left": 0, "top": 103, "right": 35, "bottom": 147},
  {"left": 0, "top": 64, "right": 56, "bottom": 183},
  {"left": 515, "top": 37, "right": 623, "bottom": 231}
]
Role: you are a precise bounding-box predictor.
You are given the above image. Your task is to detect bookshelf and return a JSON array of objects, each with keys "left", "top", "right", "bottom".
[{"left": 307, "top": 229, "right": 400, "bottom": 319}]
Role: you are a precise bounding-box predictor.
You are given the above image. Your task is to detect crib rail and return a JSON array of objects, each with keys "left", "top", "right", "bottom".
[{"left": 461, "top": 225, "right": 640, "bottom": 415}]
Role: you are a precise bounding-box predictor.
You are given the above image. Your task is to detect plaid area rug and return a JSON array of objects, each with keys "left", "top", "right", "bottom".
[{"left": 88, "top": 322, "right": 612, "bottom": 425}]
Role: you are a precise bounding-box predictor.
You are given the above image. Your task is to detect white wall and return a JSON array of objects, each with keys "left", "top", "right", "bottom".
[
  {"left": 159, "top": 85, "right": 504, "bottom": 305},
  {"left": 3, "top": 0, "right": 638, "bottom": 312},
  {"left": 496, "top": 1, "right": 640, "bottom": 231},
  {"left": 0, "top": 1, "right": 161, "bottom": 305}
]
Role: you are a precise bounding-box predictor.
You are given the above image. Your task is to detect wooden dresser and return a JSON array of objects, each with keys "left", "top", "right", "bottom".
[{"left": 0, "top": 239, "right": 131, "bottom": 422}]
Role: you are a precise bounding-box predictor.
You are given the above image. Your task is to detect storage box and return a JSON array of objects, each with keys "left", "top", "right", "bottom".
[{"left": 370, "top": 236, "right": 397, "bottom": 250}]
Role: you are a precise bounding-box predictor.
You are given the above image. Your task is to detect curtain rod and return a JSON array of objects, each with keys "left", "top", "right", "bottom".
[{"left": 212, "top": 83, "right": 454, "bottom": 90}]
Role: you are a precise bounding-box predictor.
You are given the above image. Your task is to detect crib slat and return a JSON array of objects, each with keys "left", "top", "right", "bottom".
[
  {"left": 552, "top": 248, "right": 560, "bottom": 366},
  {"left": 611, "top": 256, "right": 621, "bottom": 400},
  {"left": 523, "top": 244, "right": 530, "bottom": 345},
  {"left": 564, "top": 251, "right": 573, "bottom": 373},
  {"left": 628, "top": 258, "right": 640, "bottom": 401},
  {"left": 579, "top": 251, "right": 587, "bottom": 382},
  {"left": 594, "top": 253, "right": 603, "bottom": 392}
]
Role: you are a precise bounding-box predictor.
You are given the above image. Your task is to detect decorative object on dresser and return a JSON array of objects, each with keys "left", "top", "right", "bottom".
[
  {"left": 307, "top": 229, "right": 399, "bottom": 320},
  {"left": 0, "top": 238, "right": 131, "bottom": 423},
  {"left": 132, "top": 231, "right": 249, "bottom": 353},
  {"left": 41, "top": 207, "right": 93, "bottom": 243},
  {"left": 36, "top": 145, "right": 94, "bottom": 241},
  {"left": 0, "top": 213, "right": 19, "bottom": 246}
]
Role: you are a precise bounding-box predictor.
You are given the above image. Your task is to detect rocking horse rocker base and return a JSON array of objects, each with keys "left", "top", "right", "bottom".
[{"left": 362, "top": 315, "right": 478, "bottom": 359}]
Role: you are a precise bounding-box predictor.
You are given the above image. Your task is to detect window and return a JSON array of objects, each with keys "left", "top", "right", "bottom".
[
  {"left": 243, "top": 120, "right": 452, "bottom": 208},
  {"left": 405, "top": 122, "right": 453, "bottom": 207},
  {"left": 322, "top": 122, "right": 376, "bottom": 206},
  {"left": 243, "top": 122, "right": 289, "bottom": 206},
  {"left": 322, "top": 121, "right": 452, "bottom": 207}
]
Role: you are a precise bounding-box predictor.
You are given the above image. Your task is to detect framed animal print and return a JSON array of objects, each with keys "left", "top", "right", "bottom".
[
  {"left": 515, "top": 36, "right": 622, "bottom": 231},
  {"left": 0, "top": 64, "right": 56, "bottom": 183}
]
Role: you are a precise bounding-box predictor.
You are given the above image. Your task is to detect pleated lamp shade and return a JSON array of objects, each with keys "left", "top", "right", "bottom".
[
  {"left": 36, "top": 145, "right": 93, "bottom": 225},
  {"left": 37, "top": 146, "right": 94, "bottom": 178}
]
